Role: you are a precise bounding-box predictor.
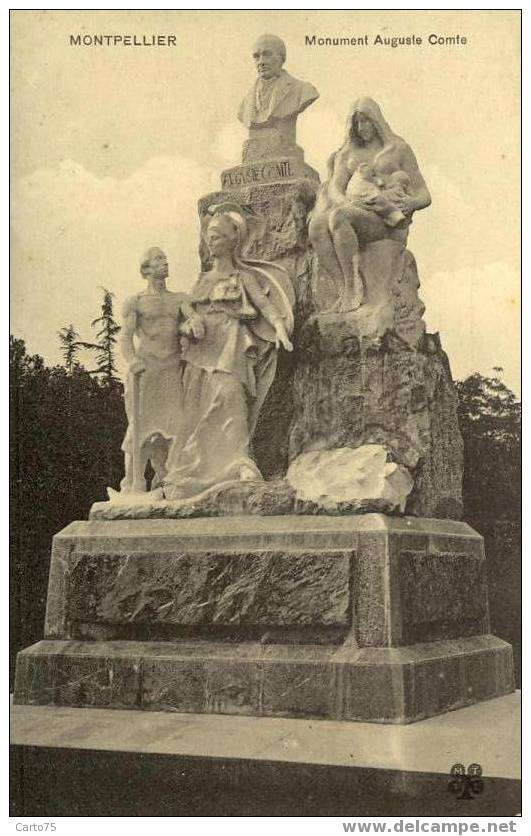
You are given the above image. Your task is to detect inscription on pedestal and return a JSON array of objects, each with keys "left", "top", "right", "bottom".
[{"left": 221, "top": 159, "right": 295, "bottom": 189}]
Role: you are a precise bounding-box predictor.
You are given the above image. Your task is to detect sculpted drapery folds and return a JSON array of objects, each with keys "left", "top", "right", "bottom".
[
  {"left": 163, "top": 207, "right": 294, "bottom": 501},
  {"left": 308, "top": 97, "right": 432, "bottom": 312}
]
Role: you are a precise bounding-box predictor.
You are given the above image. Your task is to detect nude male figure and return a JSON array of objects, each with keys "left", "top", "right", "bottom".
[{"left": 119, "top": 247, "right": 203, "bottom": 493}]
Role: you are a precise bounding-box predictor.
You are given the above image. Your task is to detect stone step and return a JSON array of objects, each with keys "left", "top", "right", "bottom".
[{"left": 14, "top": 634, "right": 514, "bottom": 724}]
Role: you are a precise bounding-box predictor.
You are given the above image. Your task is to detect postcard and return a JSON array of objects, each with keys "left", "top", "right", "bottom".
[{"left": 10, "top": 9, "right": 521, "bottom": 821}]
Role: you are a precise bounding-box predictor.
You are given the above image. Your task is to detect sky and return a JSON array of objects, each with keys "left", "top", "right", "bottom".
[{"left": 10, "top": 9, "right": 521, "bottom": 393}]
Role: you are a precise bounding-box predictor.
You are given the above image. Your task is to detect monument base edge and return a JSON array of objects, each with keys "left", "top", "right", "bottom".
[{"left": 14, "top": 634, "right": 514, "bottom": 725}]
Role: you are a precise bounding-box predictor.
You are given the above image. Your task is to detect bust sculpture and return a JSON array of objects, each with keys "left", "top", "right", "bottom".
[{"left": 237, "top": 34, "right": 319, "bottom": 162}]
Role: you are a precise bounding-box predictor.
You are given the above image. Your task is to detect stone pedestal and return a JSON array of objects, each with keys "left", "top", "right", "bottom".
[
  {"left": 14, "top": 515, "right": 514, "bottom": 723},
  {"left": 221, "top": 153, "right": 319, "bottom": 192}
]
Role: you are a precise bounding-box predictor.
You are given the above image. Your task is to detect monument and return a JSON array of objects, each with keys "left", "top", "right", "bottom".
[{"left": 14, "top": 36, "right": 514, "bottom": 724}]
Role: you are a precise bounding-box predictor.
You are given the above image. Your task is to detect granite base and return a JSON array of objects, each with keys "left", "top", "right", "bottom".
[
  {"left": 13, "top": 514, "right": 515, "bottom": 724},
  {"left": 42, "top": 515, "right": 492, "bottom": 646},
  {"left": 14, "top": 634, "right": 513, "bottom": 724}
]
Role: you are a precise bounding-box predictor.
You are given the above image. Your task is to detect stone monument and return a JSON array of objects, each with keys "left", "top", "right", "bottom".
[{"left": 14, "top": 41, "right": 514, "bottom": 724}]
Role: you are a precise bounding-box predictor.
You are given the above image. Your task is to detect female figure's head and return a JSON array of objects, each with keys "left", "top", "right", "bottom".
[
  {"left": 199, "top": 204, "right": 294, "bottom": 337},
  {"left": 206, "top": 214, "right": 239, "bottom": 258},
  {"left": 351, "top": 112, "right": 377, "bottom": 144},
  {"left": 205, "top": 206, "right": 250, "bottom": 260},
  {"left": 346, "top": 97, "right": 397, "bottom": 150}
]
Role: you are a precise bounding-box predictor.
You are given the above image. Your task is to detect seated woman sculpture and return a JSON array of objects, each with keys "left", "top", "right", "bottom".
[
  {"left": 163, "top": 206, "right": 294, "bottom": 501},
  {"left": 308, "top": 97, "right": 431, "bottom": 312}
]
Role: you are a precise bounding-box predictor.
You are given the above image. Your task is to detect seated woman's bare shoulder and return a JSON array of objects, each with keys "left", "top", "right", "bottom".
[{"left": 333, "top": 145, "right": 352, "bottom": 170}]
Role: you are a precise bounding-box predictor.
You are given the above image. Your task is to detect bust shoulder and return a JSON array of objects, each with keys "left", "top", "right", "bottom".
[{"left": 280, "top": 71, "right": 319, "bottom": 106}]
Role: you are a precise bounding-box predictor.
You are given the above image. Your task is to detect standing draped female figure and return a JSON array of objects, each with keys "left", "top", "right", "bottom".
[{"left": 163, "top": 207, "right": 294, "bottom": 500}]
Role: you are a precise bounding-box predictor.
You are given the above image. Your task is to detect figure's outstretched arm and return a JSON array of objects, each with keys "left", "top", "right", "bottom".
[{"left": 243, "top": 275, "right": 293, "bottom": 352}]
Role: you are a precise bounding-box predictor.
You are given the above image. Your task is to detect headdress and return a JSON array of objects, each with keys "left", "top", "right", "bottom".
[{"left": 204, "top": 203, "right": 295, "bottom": 337}]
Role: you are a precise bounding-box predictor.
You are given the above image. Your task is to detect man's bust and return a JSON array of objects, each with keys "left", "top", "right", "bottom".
[{"left": 238, "top": 34, "right": 319, "bottom": 133}]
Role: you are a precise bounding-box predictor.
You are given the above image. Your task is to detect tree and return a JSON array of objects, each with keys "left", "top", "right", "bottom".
[
  {"left": 57, "top": 324, "right": 81, "bottom": 374},
  {"left": 456, "top": 368, "right": 521, "bottom": 684},
  {"left": 82, "top": 288, "right": 121, "bottom": 385},
  {"left": 9, "top": 335, "right": 126, "bottom": 685},
  {"left": 456, "top": 370, "right": 520, "bottom": 524}
]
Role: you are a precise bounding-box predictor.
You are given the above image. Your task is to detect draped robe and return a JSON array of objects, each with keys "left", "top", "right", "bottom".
[{"left": 163, "top": 269, "right": 284, "bottom": 500}]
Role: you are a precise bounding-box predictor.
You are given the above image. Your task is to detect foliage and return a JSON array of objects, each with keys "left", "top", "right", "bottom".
[
  {"left": 456, "top": 369, "right": 521, "bottom": 684},
  {"left": 9, "top": 335, "right": 126, "bottom": 682},
  {"left": 456, "top": 370, "right": 521, "bottom": 526},
  {"left": 57, "top": 324, "right": 81, "bottom": 374},
  {"left": 80, "top": 288, "right": 121, "bottom": 385}
]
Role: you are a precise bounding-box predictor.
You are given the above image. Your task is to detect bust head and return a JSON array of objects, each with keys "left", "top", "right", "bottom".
[
  {"left": 140, "top": 247, "right": 168, "bottom": 281},
  {"left": 252, "top": 34, "right": 286, "bottom": 80}
]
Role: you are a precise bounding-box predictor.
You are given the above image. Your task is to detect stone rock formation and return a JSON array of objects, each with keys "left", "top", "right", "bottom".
[{"left": 288, "top": 285, "right": 464, "bottom": 520}]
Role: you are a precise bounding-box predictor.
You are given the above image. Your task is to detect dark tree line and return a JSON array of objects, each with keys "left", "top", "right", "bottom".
[
  {"left": 10, "top": 290, "right": 126, "bottom": 683},
  {"left": 9, "top": 290, "right": 521, "bottom": 685},
  {"left": 456, "top": 370, "right": 521, "bottom": 684}
]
